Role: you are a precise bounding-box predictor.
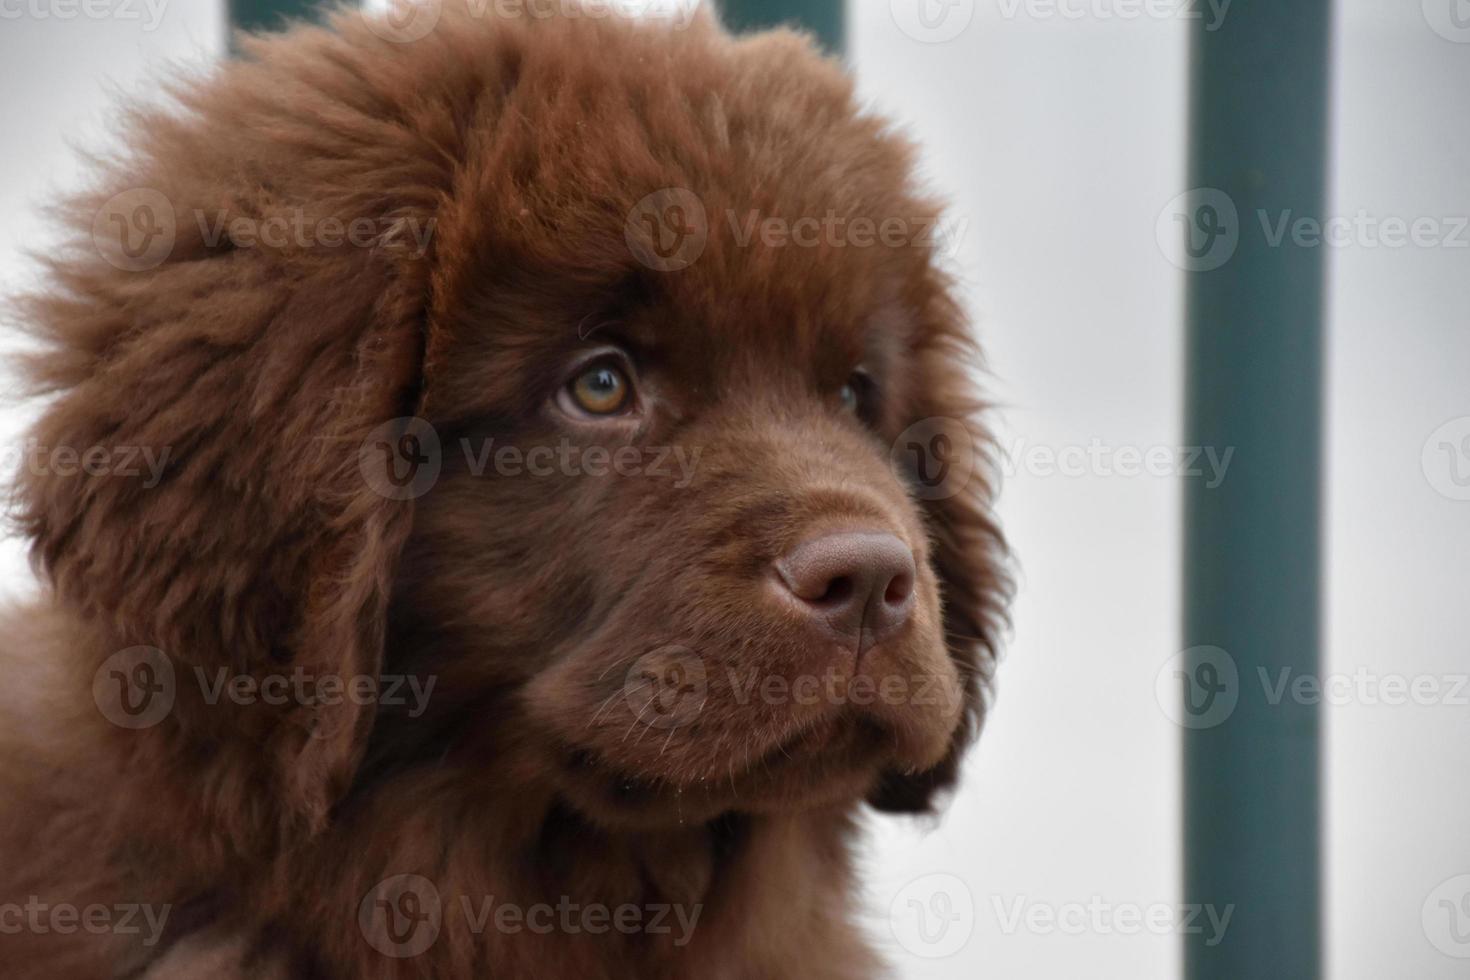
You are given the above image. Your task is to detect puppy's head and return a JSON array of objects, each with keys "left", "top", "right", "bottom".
[{"left": 17, "top": 8, "right": 1006, "bottom": 839}]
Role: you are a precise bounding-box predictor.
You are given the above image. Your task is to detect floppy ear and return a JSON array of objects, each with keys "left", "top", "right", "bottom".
[
  {"left": 12, "top": 21, "right": 447, "bottom": 840},
  {"left": 868, "top": 288, "right": 1010, "bottom": 815}
]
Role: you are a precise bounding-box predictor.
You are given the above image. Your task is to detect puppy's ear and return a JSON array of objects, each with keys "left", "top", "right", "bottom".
[
  {"left": 13, "top": 25, "right": 444, "bottom": 837},
  {"left": 869, "top": 291, "right": 1010, "bottom": 815}
]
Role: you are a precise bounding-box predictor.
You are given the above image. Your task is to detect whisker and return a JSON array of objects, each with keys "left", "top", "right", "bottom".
[{"left": 586, "top": 688, "right": 626, "bottom": 729}]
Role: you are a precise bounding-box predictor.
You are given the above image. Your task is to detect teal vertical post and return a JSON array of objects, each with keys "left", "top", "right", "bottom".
[
  {"left": 228, "top": 0, "right": 322, "bottom": 38},
  {"left": 718, "top": 0, "right": 844, "bottom": 54},
  {"left": 1182, "top": 2, "right": 1331, "bottom": 979}
]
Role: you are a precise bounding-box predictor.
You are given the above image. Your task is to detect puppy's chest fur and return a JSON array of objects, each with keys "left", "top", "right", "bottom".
[{"left": 162, "top": 796, "right": 878, "bottom": 979}]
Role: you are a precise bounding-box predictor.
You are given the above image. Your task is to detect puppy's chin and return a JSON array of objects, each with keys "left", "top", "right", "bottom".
[
  {"left": 549, "top": 718, "right": 895, "bottom": 831},
  {"left": 519, "top": 622, "right": 966, "bottom": 830}
]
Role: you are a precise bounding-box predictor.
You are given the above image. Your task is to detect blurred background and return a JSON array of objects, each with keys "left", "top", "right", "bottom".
[{"left": 0, "top": 1, "right": 1466, "bottom": 977}]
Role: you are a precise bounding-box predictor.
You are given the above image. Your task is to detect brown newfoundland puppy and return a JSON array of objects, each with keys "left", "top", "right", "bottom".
[{"left": 0, "top": 4, "right": 1006, "bottom": 977}]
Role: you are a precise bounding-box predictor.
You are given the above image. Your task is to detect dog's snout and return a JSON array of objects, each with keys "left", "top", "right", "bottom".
[{"left": 774, "top": 531, "right": 916, "bottom": 643}]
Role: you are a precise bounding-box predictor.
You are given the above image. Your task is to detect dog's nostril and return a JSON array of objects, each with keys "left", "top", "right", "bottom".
[
  {"left": 774, "top": 531, "right": 917, "bottom": 643},
  {"left": 818, "top": 576, "right": 855, "bottom": 606},
  {"left": 884, "top": 572, "right": 914, "bottom": 607}
]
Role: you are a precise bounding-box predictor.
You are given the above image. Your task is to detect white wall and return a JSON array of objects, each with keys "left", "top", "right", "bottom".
[
  {"left": 850, "top": 6, "right": 1186, "bottom": 978},
  {"left": 1326, "top": 5, "right": 1470, "bottom": 979}
]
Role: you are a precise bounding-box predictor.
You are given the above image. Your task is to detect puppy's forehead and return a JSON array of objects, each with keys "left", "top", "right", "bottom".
[{"left": 426, "top": 17, "right": 936, "bottom": 398}]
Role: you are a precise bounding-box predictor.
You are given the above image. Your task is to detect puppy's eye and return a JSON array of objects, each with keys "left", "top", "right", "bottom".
[
  {"left": 839, "top": 370, "right": 876, "bottom": 422},
  {"left": 566, "top": 362, "right": 633, "bottom": 416}
]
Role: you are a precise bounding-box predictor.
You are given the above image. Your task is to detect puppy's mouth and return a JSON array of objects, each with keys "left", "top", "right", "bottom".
[
  {"left": 553, "top": 715, "right": 892, "bottom": 826},
  {"left": 520, "top": 568, "right": 965, "bottom": 827}
]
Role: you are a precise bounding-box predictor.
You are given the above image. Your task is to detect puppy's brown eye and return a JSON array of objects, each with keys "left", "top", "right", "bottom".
[{"left": 568, "top": 363, "right": 632, "bottom": 415}]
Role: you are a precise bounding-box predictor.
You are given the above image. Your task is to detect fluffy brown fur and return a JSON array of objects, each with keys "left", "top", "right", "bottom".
[{"left": 0, "top": 5, "right": 1007, "bottom": 977}]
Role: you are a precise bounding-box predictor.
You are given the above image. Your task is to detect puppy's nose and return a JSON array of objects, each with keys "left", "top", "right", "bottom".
[{"left": 774, "top": 531, "right": 916, "bottom": 644}]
